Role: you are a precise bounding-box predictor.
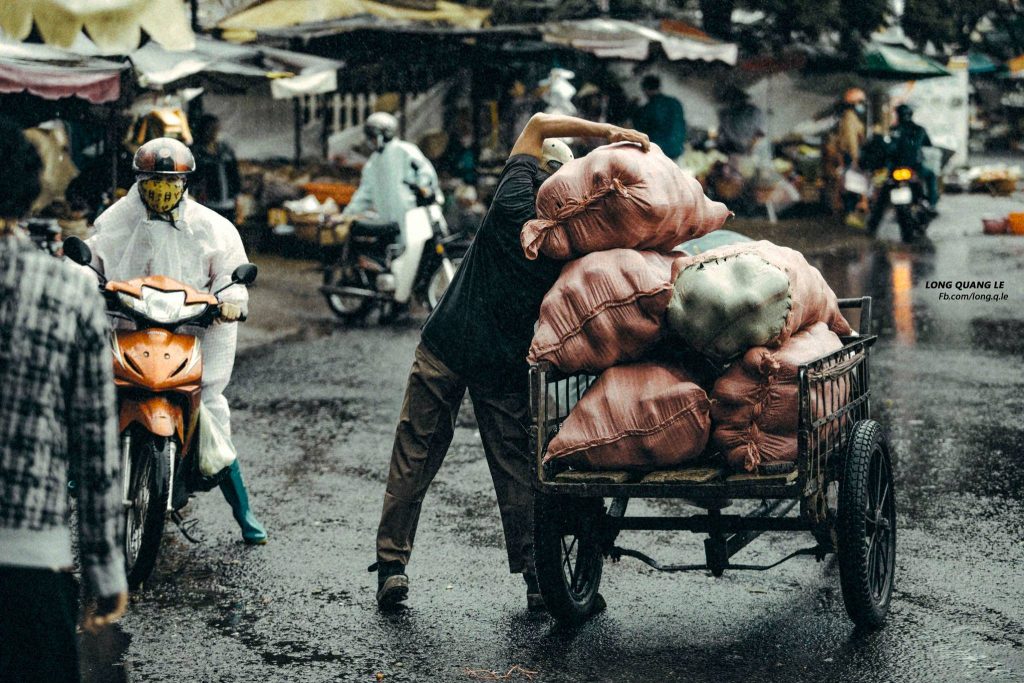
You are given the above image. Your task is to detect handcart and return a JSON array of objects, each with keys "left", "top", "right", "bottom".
[{"left": 528, "top": 297, "right": 895, "bottom": 628}]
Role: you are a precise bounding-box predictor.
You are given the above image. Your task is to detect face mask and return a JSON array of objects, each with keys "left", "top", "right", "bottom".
[
  {"left": 854, "top": 104, "right": 866, "bottom": 115},
  {"left": 139, "top": 176, "right": 186, "bottom": 214}
]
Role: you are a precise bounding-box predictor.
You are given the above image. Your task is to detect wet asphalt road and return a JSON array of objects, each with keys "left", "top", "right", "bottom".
[{"left": 83, "top": 192, "right": 1024, "bottom": 683}]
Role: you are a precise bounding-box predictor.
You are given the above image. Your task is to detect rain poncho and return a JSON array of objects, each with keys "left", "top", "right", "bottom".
[
  {"left": 341, "top": 139, "right": 440, "bottom": 232},
  {"left": 87, "top": 184, "right": 248, "bottom": 446}
]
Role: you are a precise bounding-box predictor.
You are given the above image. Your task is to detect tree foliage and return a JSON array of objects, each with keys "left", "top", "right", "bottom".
[{"left": 901, "top": 0, "right": 1021, "bottom": 56}]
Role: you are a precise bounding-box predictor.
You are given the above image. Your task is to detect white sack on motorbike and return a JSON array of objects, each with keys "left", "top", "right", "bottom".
[
  {"left": 198, "top": 401, "right": 237, "bottom": 476},
  {"left": 87, "top": 183, "right": 249, "bottom": 448}
]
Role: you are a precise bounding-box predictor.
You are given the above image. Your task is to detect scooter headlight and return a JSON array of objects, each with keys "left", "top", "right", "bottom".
[{"left": 118, "top": 287, "right": 209, "bottom": 324}]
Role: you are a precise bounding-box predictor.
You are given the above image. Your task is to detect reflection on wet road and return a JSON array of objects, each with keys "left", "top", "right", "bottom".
[{"left": 84, "top": 193, "right": 1024, "bottom": 682}]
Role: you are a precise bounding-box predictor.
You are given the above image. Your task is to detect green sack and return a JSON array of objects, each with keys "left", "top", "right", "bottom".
[{"left": 667, "top": 253, "right": 792, "bottom": 361}]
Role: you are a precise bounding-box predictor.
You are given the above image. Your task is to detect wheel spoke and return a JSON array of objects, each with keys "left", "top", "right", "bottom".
[
  {"left": 878, "top": 477, "right": 890, "bottom": 513},
  {"left": 867, "top": 537, "right": 880, "bottom": 596},
  {"left": 864, "top": 511, "right": 877, "bottom": 531},
  {"left": 561, "top": 537, "right": 574, "bottom": 578}
]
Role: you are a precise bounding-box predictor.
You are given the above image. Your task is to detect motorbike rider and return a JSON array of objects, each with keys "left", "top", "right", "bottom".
[
  {"left": 85, "top": 137, "right": 268, "bottom": 545},
  {"left": 887, "top": 103, "right": 939, "bottom": 213},
  {"left": 340, "top": 112, "right": 441, "bottom": 242},
  {"left": 369, "top": 113, "right": 650, "bottom": 612}
]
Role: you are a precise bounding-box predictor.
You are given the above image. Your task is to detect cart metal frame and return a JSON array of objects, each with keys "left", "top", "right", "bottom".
[{"left": 527, "top": 297, "right": 895, "bottom": 627}]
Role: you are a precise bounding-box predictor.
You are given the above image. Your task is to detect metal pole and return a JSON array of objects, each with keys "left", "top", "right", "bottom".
[
  {"left": 109, "top": 115, "right": 118, "bottom": 201},
  {"left": 293, "top": 97, "right": 302, "bottom": 163},
  {"left": 190, "top": 0, "right": 200, "bottom": 32}
]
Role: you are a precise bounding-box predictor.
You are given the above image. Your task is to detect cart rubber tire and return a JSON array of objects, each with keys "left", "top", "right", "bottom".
[
  {"left": 125, "top": 434, "right": 170, "bottom": 591},
  {"left": 836, "top": 420, "right": 896, "bottom": 629},
  {"left": 533, "top": 494, "right": 604, "bottom": 626}
]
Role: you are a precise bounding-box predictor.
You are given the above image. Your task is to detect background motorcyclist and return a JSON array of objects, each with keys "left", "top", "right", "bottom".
[
  {"left": 888, "top": 104, "right": 939, "bottom": 213},
  {"left": 340, "top": 112, "right": 441, "bottom": 241},
  {"left": 85, "top": 137, "right": 268, "bottom": 545}
]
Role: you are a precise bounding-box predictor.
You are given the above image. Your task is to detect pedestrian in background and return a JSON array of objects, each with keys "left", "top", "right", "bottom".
[
  {"left": 0, "top": 116, "right": 127, "bottom": 682},
  {"left": 191, "top": 114, "right": 242, "bottom": 222},
  {"left": 835, "top": 88, "right": 869, "bottom": 226},
  {"left": 632, "top": 74, "right": 686, "bottom": 159}
]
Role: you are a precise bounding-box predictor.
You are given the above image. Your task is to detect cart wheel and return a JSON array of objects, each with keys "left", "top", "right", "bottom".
[
  {"left": 533, "top": 494, "right": 604, "bottom": 626},
  {"left": 837, "top": 420, "right": 896, "bottom": 629}
]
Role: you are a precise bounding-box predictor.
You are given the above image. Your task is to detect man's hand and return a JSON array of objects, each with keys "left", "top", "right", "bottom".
[
  {"left": 608, "top": 127, "right": 650, "bottom": 152},
  {"left": 218, "top": 302, "right": 243, "bottom": 323},
  {"left": 83, "top": 592, "right": 128, "bottom": 634}
]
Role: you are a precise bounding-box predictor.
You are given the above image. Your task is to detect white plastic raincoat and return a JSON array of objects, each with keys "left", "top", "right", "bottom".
[
  {"left": 87, "top": 184, "right": 248, "bottom": 444},
  {"left": 341, "top": 139, "right": 440, "bottom": 228}
]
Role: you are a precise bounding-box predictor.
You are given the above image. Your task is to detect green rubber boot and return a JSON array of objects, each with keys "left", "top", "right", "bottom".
[{"left": 219, "top": 461, "right": 268, "bottom": 544}]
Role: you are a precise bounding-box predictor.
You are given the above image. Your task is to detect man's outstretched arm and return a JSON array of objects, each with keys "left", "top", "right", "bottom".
[{"left": 510, "top": 113, "right": 650, "bottom": 159}]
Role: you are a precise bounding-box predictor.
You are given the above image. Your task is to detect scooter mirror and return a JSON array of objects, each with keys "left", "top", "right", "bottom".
[
  {"left": 231, "top": 263, "right": 258, "bottom": 286},
  {"left": 63, "top": 236, "right": 92, "bottom": 266}
]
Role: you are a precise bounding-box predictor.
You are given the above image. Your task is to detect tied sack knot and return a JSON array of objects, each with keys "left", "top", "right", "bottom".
[
  {"left": 552, "top": 177, "right": 631, "bottom": 221},
  {"left": 521, "top": 177, "right": 632, "bottom": 260}
]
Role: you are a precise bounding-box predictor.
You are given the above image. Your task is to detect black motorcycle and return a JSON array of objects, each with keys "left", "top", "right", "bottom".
[
  {"left": 866, "top": 166, "right": 935, "bottom": 243},
  {"left": 319, "top": 184, "right": 469, "bottom": 324}
]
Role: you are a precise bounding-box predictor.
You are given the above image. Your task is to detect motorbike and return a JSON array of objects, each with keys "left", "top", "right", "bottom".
[
  {"left": 318, "top": 184, "right": 469, "bottom": 323},
  {"left": 866, "top": 166, "right": 935, "bottom": 244},
  {"left": 63, "top": 236, "right": 257, "bottom": 589}
]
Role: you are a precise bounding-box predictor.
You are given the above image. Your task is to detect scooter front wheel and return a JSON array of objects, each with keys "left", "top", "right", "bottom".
[{"left": 124, "top": 432, "right": 171, "bottom": 590}]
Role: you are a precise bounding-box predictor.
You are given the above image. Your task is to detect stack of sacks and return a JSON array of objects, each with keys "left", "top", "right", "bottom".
[
  {"left": 526, "top": 143, "right": 729, "bottom": 472},
  {"left": 661, "top": 242, "right": 853, "bottom": 473},
  {"left": 710, "top": 323, "right": 849, "bottom": 472}
]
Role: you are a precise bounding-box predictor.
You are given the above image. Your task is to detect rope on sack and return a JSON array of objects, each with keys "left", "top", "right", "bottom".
[
  {"left": 521, "top": 177, "right": 634, "bottom": 259},
  {"left": 551, "top": 177, "right": 632, "bottom": 221}
]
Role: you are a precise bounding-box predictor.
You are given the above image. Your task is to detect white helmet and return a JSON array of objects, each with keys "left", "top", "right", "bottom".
[
  {"left": 364, "top": 112, "right": 398, "bottom": 150},
  {"left": 541, "top": 138, "right": 574, "bottom": 174}
]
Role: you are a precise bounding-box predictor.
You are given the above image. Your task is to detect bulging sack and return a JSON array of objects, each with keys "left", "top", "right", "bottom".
[
  {"left": 545, "top": 362, "right": 711, "bottom": 471},
  {"left": 667, "top": 240, "right": 852, "bottom": 361},
  {"left": 529, "top": 249, "right": 681, "bottom": 373},
  {"left": 521, "top": 143, "right": 731, "bottom": 261},
  {"left": 710, "top": 322, "right": 845, "bottom": 472}
]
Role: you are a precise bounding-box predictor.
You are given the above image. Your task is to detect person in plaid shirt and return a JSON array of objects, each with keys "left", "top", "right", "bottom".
[{"left": 0, "top": 117, "right": 127, "bottom": 682}]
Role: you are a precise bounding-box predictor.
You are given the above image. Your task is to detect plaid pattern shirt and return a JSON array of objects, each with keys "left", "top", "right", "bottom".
[{"left": 0, "top": 232, "right": 125, "bottom": 596}]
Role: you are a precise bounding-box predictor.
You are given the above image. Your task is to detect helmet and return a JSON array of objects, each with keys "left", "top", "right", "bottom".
[
  {"left": 843, "top": 87, "right": 867, "bottom": 105},
  {"left": 364, "top": 112, "right": 398, "bottom": 151},
  {"left": 895, "top": 103, "right": 914, "bottom": 121},
  {"left": 132, "top": 137, "right": 195, "bottom": 175},
  {"left": 133, "top": 138, "right": 193, "bottom": 215},
  {"left": 540, "top": 138, "right": 574, "bottom": 174}
]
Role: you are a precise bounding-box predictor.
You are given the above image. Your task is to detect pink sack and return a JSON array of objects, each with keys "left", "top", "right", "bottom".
[
  {"left": 711, "top": 322, "right": 845, "bottom": 472},
  {"left": 668, "top": 240, "right": 853, "bottom": 361},
  {"left": 546, "top": 362, "right": 711, "bottom": 471},
  {"left": 521, "top": 143, "right": 731, "bottom": 261},
  {"left": 529, "top": 249, "right": 682, "bottom": 373}
]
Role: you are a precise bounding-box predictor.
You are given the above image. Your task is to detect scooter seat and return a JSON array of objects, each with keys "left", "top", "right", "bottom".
[{"left": 351, "top": 219, "right": 401, "bottom": 243}]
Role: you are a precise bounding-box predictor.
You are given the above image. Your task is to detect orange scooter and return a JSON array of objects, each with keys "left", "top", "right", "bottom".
[{"left": 64, "top": 237, "right": 257, "bottom": 589}]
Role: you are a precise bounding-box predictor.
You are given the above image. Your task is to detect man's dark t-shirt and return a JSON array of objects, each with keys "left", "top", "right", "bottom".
[{"left": 421, "top": 154, "right": 562, "bottom": 394}]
